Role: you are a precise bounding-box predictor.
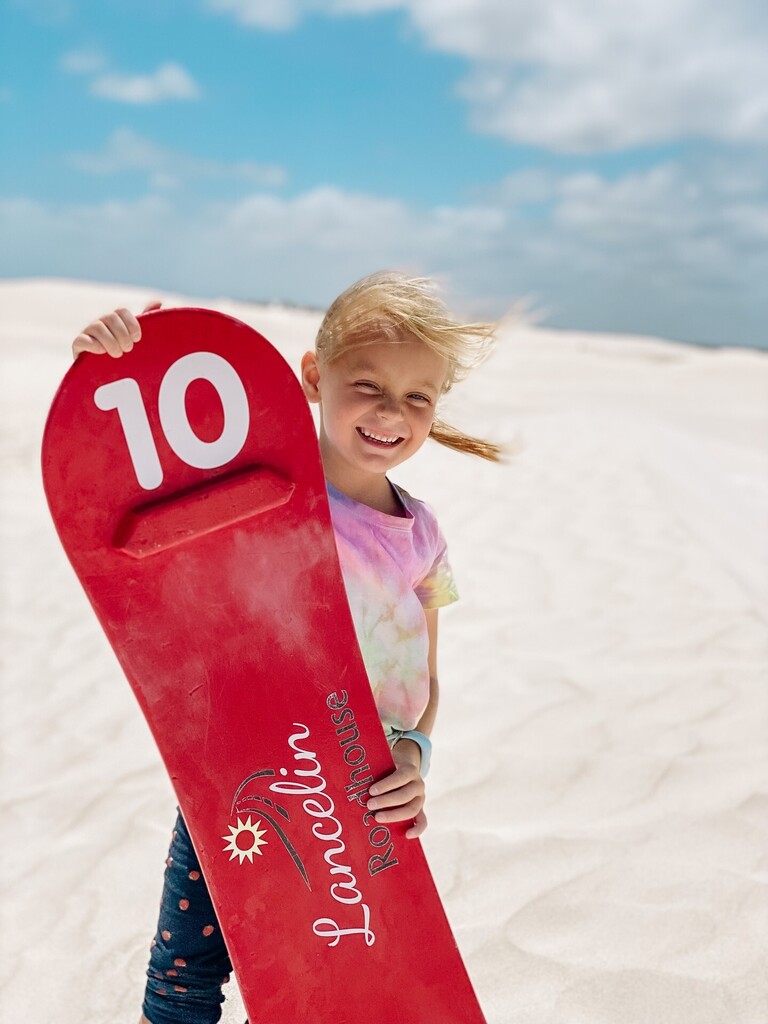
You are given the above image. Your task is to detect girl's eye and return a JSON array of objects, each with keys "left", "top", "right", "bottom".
[
  {"left": 407, "top": 393, "right": 430, "bottom": 404},
  {"left": 354, "top": 380, "right": 380, "bottom": 392}
]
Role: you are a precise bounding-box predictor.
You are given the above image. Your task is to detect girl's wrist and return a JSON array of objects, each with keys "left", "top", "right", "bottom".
[{"left": 393, "top": 729, "right": 432, "bottom": 777}]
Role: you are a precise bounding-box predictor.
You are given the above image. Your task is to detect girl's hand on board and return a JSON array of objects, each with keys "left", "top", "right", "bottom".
[
  {"left": 71, "top": 301, "right": 162, "bottom": 359},
  {"left": 367, "top": 738, "right": 427, "bottom": 839}
]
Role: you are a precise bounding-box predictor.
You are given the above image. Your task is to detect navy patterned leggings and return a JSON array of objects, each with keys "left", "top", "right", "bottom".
[{"left": 142, "top": 812, "right": 232, "bottom": 1024}]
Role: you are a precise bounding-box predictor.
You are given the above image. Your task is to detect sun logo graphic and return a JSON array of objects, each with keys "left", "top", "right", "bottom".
[
  {"left": 225, "top": 767, "right": 311, "bottom": 890},
  {"left": 222, "top": 816, "right": 268, "bottom": 864}
]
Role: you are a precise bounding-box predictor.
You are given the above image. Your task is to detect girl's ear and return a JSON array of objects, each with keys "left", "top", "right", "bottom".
[{"left": 300, "top": 351, "right": 322, "bottom": 404}]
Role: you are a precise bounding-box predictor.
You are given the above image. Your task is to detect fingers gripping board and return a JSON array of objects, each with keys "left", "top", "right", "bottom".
[{"left": 41, "top": 309, "right": 487, "bottom": 1023}]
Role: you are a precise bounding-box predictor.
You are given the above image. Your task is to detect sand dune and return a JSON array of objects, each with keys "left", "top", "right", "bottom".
[{"left": 2, "top": 279, "right": 767, "bottom": 1023}]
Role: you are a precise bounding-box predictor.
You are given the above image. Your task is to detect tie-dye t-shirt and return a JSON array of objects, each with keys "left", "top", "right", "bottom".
[{"left": 327, "top": 480, "right": 458, "bottom": 742}]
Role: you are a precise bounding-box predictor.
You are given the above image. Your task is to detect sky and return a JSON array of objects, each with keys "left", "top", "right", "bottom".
[{"left": 2, "top": 0, "right": 767, "bottom": 348}]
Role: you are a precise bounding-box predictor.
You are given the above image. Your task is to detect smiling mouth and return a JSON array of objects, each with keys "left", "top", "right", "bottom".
[{"left": 357, "top": 427, "right": 404, "bottom": 448}]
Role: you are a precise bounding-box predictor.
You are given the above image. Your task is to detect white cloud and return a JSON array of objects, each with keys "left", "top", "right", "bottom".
[
  {"left": 69, "top": 129, "right": 286, "bottom": 189},
  {"left": 10, "top": 0, "right": 72, "bottom": 23},
  {"left": 62, "top": 51, "right": 200, "bottom": 104},
  {"left": 3, "top": 155, "right": 767, "bottom": 345},
  {"left": 204, "top": 0, "right": 399, "bottom": 30},
  {"left": 60, "top": 49, "right": 107, "bottom": 75},
  {"left": 203, "top": 0, "right": 768, "bottom": 152},
  {"left": 404, "top": 0, "right": 768, "bottom": 150},
  {"left": 205, "top": 0, "right": 302, "bottom": 30},
  {"left": 89, "top": 63, "right": 200, "bottom": 104}
]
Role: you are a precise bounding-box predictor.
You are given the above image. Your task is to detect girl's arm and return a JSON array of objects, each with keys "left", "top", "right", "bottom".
[
  {"left": 366, "top": 609, "right": 440, "bottom": 839},
  {"left": 415, "top": 608, "right": 439, "bottom": 736}
]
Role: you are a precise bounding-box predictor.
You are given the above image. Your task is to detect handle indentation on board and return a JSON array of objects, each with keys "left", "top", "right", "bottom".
[{"left": 114, "top": 466, "right": 294, "bottom": 557}]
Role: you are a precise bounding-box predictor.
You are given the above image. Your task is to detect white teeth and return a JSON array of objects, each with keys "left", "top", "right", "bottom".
[{"left": 360, "top": 429, "right": 399, "bottom": 444}]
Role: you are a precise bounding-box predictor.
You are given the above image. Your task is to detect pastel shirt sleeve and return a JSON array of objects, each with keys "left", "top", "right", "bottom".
[{"left": 416, "top": 545, "right": 459, "bottom": 609}]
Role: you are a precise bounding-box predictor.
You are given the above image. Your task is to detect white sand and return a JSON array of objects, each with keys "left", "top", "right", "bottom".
[{"left": 2, "top": 279, "right": 767, "bottom": 1024}]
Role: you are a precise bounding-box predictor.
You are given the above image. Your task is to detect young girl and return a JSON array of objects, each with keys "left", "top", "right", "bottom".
[{"left": 72, "top": 271, "right": 500, "bottom": 1024}]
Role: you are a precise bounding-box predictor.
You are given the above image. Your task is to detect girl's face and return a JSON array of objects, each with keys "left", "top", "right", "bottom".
[{"left": 301, "top": 335, "right": 448, "bottom": 490}]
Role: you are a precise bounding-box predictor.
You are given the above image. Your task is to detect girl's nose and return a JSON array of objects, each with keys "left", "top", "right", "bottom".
[{"left": 377, "top": 393, "right": 401, "bottom": 420}]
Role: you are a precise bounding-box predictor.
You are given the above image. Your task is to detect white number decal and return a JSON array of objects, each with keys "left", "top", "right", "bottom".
[
  {"left": 94, "top": 377, "right": 163, "bottom": 490},
  {"left": 159, "top": 352, "right": 249, "bottom": 470},
  {"left": 94, "top": 352, "right": 250, "bottom": 490}
]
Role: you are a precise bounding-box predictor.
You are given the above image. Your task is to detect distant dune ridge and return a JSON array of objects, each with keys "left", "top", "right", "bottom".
[{"left": 2, "top": 279, "right": 767, "bottom": 1024}]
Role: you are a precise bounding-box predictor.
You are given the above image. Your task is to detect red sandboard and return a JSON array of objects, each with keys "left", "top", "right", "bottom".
[{"left": 41, "top": 308, "right": 487, "bottom": 1023}]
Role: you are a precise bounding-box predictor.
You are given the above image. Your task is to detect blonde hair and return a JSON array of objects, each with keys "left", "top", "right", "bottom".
[{"left": 315, "top": 271, "right": 502, "bottom": 461}]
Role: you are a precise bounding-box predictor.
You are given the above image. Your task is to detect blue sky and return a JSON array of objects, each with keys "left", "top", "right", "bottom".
[{"left": 2, "top": 0, "right": 767, "bottom": 347}]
